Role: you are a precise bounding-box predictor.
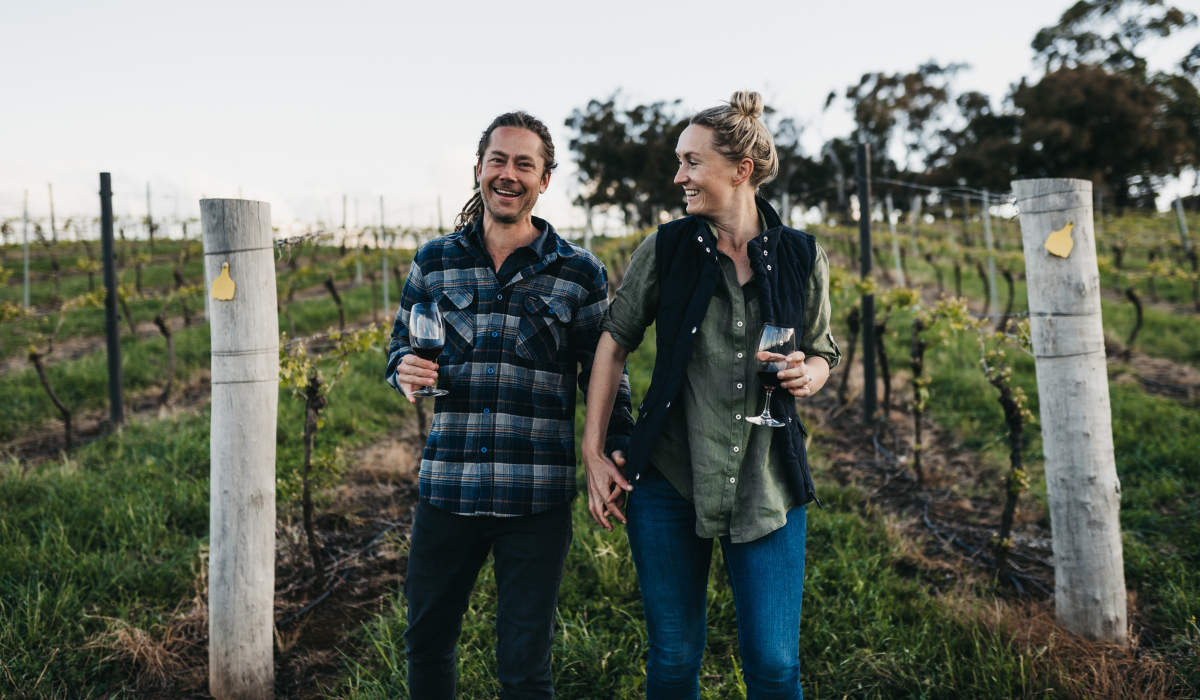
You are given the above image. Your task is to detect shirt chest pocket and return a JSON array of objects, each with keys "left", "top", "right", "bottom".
[
  {"left": 516, "top": 294, "right": 572, "bottom": 363},
  {"left": 436, "top": 289, "right": 475, "bottom": 358}
]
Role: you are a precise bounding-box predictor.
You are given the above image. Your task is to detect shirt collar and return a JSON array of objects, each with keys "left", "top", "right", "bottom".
[
  {"left": 700, "top": 209, "right": 770, "bottom": 241},
  {"left": 466, "top": 215, "right": 552, "bottom": 256}
]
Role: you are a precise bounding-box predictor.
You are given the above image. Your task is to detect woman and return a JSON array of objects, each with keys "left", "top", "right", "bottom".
[{"left": 581, "top": 91, "right": 840, "bottom": 700}]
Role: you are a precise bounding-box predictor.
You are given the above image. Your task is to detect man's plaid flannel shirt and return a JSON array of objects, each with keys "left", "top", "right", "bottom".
[{"left": 386, "top": 218, "right": 634, "bottom": 516}]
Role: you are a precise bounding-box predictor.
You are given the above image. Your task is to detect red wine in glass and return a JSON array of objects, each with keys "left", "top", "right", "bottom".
[
  {"left": 757, "top": 369, "right": 784, "bottom": 390},
  {"left": 412, "top": 343, "right": 443, "bottom": 362},
  {"left": 409, "top": 302, "right": 449, "bottom": 398},
  {"left": 746, "top": 324, "right": 795, "bottom": 427}
]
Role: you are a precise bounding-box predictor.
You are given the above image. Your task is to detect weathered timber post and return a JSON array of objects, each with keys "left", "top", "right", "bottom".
[
  {"left": 982, "top": 190, "right": 1000, "bottom": 317},
  {"left": 23, "top": 190, "right": 30, "bottom": 310},
  {"left": 100, "top": 174, "right": 124, "bottom": 426},
  {"left": 381, "top": 196, "right": 389, "bottom": 316},
  {"left": 1012, "top": 178, "right": 1126, "bottom": 644},
  {"left": 202, "top": 199, "right": 278, "bottom": 698},
  {"left": 855, "top": 143, "right": 878, "bottom": 421},
  {"left": 884, "top": 193, "right": 905, "bottom": 287}
]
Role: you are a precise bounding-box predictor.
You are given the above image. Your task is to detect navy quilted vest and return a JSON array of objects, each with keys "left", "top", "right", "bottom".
[{"left": 626, "top": 197, "right": 821, "bottom": 508}]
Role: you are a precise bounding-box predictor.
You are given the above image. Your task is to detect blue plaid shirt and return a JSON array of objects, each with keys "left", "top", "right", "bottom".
[{"left": 387, "top": 218, "right": 634, "bottom": 516}]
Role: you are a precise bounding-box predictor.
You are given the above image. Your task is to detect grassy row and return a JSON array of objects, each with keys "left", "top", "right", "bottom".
[
  {"left": 344, "top": 482, "right": 1090, "bottom": 699},
  {"left": 341, "top": 283, "right": 1200, "bottom": 696},
  {"left": 0, "top": 280, "right": 389, "bottom": 443},
  {"left": 2, "top": 228, "right": 1197, "bottom": 697},
  {"left": 0, "top": 244, "right": 398, "bottom": 363},
  {"left": 0, "top": 349, "right": 413, "bottom": 696},
  {"left": 860, "top": 245, "right": 1200, "bottom": 368}
]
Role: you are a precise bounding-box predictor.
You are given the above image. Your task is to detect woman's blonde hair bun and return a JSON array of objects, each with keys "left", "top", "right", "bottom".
[
  {"left": 729, "top": 90, "right": 764, "bottom": 120},
  {"left": 691, "top": 90, "right": 778, "bottom": 190}
]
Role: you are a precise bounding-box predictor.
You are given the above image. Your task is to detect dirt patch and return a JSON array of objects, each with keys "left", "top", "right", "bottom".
[
  {"left": 1105, "top": 337, "right": 1200, "bottom": 403},
  {"left": 2, "top": 369, "right": 215, "bottom": 466},
  {"left": 804, "top": 384, "right": 1058, "bottom": 599},
  {"left": 91, "top": 434, "right": 424, "bottom": 699},
  {"left": 0, "top": 313, "right": 205, "bottom": 376},
  {"left": 2, "top": 303, "right": 387, "bottom": 465}
]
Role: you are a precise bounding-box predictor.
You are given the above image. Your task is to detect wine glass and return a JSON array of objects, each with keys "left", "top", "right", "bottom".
[
  {"left": 409, "top": 302, "right": 449, "bottom": 398},
  {"left": 745, "top": 324, "right": 795, "bottom": 427}
]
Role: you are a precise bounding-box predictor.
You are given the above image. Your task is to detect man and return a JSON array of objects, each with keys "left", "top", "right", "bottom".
[{"left": 387, "top": 111, "right": 634, "bottom": 700}]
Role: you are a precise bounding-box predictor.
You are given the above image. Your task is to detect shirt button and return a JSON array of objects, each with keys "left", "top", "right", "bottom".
[
  {"left": 735, "top": 414, "right": 742, "bottom": 420},
  {"left": 487, "top": 367, "right": 494, "bottom": 374},
  {"left": 767, "top": 265, "right": 772, "bottom": 271},
  {"left": 497, "top": 293, "right": 503, "bottom": 300},
  {"left": 481, "top": 447, "right": 488, "bottom": 453},
  {"left": 736, "top": 383, "right": 743, "bottom": 390},
  {"left": 697, "top": 236, "right": 703, "bottom": 242},
  {"left": 491, "top": 331, "right": 498, "bottom": 337},
  {"left": 732, "top": 446, "right": 740, "bottom": 453},
  {"left": 483, "top": 408, "right": 490, "bottom": 414},
  {"left": 737, "top": 352, "right": 744, "bottom": 359},
  {"left": 763, "top": 251, "right": 768, "bottom": 256},
  {"left": 730, "top": 476, "right": 737, "bottom": 483},
  {"left": 737, "top": 321, "right": 743, "bottom": 328}
]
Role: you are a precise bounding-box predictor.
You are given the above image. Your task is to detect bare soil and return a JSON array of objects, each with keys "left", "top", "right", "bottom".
[{"left": 102, "top": 432, "right": 423, "bottom": 699}]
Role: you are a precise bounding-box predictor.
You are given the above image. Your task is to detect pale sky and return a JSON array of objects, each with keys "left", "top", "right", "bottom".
[{"left": 2, "top": 0, "right": 1197, "bottom": 234}]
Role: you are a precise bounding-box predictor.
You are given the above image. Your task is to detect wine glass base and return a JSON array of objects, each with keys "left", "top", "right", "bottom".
[
  {"left": 411, "top": 388, "right": 449, "bottom": 398},
  {"left": 745, "top": 415, "right": 786, "bottom": 427}
]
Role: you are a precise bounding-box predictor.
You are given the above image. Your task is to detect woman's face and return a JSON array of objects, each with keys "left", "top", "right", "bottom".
[{"left": 674, "top": 124, "right": 741, "bottom": 219}]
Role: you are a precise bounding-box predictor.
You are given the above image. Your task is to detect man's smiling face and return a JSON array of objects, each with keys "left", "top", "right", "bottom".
[{"left": 476, "top": 126, "right": 550, "bottom": 225}]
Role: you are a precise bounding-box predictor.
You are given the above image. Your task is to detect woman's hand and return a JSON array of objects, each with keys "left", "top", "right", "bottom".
[
  {"left": 395, "top": 353, "right": 438, "bottom": 403},
  {"left": 770, "top": 351, "right": 830, "bottom": 399},
  {"left": 584, "top": 447, "right": 631, "bottom": 531}
]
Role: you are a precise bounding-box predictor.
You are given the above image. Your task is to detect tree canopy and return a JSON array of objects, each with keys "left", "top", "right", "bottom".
[{"left": 565, "top": 1, "right": 1200, "bottom": 218}]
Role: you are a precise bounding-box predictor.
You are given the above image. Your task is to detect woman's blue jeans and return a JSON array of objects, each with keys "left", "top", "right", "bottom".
[{"left": 626, "top": 465, "right": 806, "bottom": 700}]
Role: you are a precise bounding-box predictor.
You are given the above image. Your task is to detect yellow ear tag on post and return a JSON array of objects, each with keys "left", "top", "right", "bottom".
[
  {"left": 211, "top": 262, "right": 236, "bottom": 300},
  {"left": 1044, "top": 222, "right": 1075, "bottom": 258}
]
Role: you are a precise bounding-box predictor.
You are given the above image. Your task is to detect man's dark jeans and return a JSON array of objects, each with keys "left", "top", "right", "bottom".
[{"left": 404, "top": 499, "right": 573, "bottom": 700}]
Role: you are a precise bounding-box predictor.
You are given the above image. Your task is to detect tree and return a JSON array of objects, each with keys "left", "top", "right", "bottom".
[
  {"left": 759, "top": 117, "right": 831, "bottom": 220},
  {"left": 1012, "top": 65, "right": 1195, "bottom": 207},
  {"left": 839, "top": 61, "right": 965, "bottom": 179},
  {"left": 1032, "top": 0, "right": 1196, "bottom": 77},
  {"left": 926, "top": 92, "right": 1022, "bottom": 192},
  {"left": 566, "top": 94, "right": 690, "bottom": 228}
]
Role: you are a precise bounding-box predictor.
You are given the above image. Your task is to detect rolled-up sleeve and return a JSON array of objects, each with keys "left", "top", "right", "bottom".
[
  {"left": 600, "top": 232, "right": 660, "bottom": 353},
  {"left": 800, "top": 244, "right": 841, "bottom": 369}
]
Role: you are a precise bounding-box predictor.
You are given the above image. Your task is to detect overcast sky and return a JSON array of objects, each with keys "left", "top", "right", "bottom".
[{"left": 2, "top": 0, "right": 1197, "bottom": 232}]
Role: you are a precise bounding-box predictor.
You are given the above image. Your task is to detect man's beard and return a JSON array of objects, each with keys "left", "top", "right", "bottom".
[{"left": 482, "top": 188, "right": 536, "bottom": 225}]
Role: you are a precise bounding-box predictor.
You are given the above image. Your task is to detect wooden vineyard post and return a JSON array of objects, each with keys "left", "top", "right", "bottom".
[
  {"left": 855, "top": 142, "right": 878, "bottom": 421},
  {"left": 202, "top": 199, "right": 279, "bottom": 698},
  {"left": 381, "top": 195, "right": 389, "bottom": 316},
  {"left": 100, "top": 174, "right": 124, "bottom": 426},
  {"left": 1012, "top": 178, "right": 1126, "bottom": 643}
]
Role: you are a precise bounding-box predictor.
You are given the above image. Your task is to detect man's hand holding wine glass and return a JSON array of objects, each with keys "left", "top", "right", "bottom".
[
  {"left": 395, "top": 354, "right": 440, "bottom": 404},
  {"left": 396, "top": 301, "right": 450, "bottom": 402},
  {"left": 760, "top": 350, "right": 832, "bottom": 400}
]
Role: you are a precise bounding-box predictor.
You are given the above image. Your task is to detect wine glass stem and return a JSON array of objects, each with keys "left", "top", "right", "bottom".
[{"left": 760, "top": 389, "right": 774, "bottom": 422}]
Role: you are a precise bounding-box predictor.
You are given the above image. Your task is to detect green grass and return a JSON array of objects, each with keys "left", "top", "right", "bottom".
[
  {"left": 877, "top": 301, "right": 1200, "bottom": 687},
  {"left": 0, "top": 280, "right": 389, "bottom": 443},
  {"left": 2, "top": 227, "right": 1198, "bottom": 697},
  {"left": 0, "top": 243, "right": 403, "bottom": 363},
  {"left": 343, "top": 482, "right": 1102, "bottom": 699},
  {"left": 0, "top": 349, "right": 414, "bottom": 696},
  {"left": 341, "top": 290, "right": 1199, "bottom": 698}
]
